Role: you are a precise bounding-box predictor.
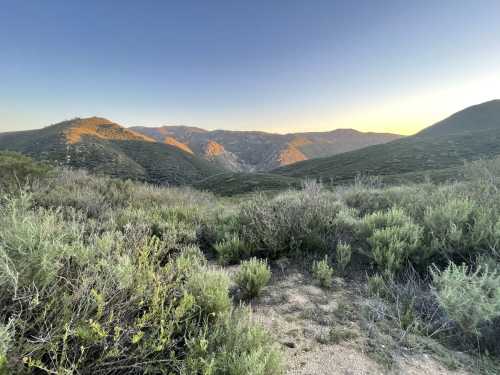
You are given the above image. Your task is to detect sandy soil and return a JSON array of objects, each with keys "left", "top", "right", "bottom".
[{"left": 238, "top": 262, "right": 472, "bottom": 375}]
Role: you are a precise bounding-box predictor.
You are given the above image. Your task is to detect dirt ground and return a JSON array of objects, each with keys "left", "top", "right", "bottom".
[{"left": 228, "top": 261, "right": 473, "bottom": 375}]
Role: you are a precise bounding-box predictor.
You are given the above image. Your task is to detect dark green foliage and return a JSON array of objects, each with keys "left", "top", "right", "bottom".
[
  {"left": 363, "top": 208, "right": 423, "bottom": 274},
  {"left": 194, "top": 172, "right": 302, "bottom": 195},
  {"left": 0, "top": 151, "right": 52, "bottom": 192},
  {"left": 235, "top": 258, "right": 271, "bottom": 299},
  {"left": 214, "top": 234, "right": 252, "bottom": 265}
]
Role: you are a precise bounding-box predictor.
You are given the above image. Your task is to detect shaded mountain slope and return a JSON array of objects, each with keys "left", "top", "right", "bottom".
[
  {"left": 273, "top": 100, "right": 500, "bottom": 184},
  {"left": 0, "top": 117, "right": 222, "bottom": 185},
  {"left": 418, "top": 99, "right": 500, "bottom": 136},
  {"left": 131, "top": 126, "right": 402, "bottom": 172}
]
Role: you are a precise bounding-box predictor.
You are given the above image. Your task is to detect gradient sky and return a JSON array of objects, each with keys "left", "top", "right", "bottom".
[{"left": 1, "top": 0, "right": 499, "bottom": 135}]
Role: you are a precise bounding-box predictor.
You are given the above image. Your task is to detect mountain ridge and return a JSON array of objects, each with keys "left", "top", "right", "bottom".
[
  {"left": 0, "top": 117, "right": 222, "bottom": 185},
  {"left": 273, "top": 99, "right": 500, "bottom": 184},
  {"left": 131, "top": 125, "right": 402, "bottom": 171}
]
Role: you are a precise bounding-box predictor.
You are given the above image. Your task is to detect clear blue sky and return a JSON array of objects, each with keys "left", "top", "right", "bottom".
[{"left": 1, "top": 0, "right": 499, "bottom": 134}]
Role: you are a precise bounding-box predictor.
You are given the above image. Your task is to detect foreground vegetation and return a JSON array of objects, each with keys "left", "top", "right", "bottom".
[
  {"left": 0, "top": 153, "right": 281, "bottom": 374},
  {"left": 2, "top": 151, "right": 500, "bottom": 373}
]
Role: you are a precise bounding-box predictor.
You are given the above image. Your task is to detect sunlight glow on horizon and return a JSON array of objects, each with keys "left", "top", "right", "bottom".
[{"left": 232, "top": 73, "right": 500, "bottom": 136}]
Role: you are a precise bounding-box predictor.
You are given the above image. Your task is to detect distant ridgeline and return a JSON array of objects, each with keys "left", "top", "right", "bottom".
[
  {"left": 272, "top": 100, "right": 500, "bottom": 185},
  {"left": 1, "top": 99, "right": 500, "bottom": 193},
  {"left": 0, "top": 117, "right": 222, "bottom": 186},
  {"left": 130, "top": 125, "right": 401, "bottom": 172}
]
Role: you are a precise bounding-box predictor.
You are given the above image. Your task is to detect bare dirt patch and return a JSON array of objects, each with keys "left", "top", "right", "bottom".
[{"left": 244, "top": 263, "right": 471, "bottom": 375}]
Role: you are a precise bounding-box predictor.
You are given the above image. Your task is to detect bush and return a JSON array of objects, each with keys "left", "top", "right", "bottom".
[
  {"left": 235, "top": 258, "right": 271, "bottom": 298},
  {"left": 214, "top": 234, "right": 251, "bottom": 265},
  {"left": 0, "top": 194, "right": 85, "bottom": 293},
  {"left": 312, "top": 256, "right": 334, "bottom": 288},
  {"left": 0, "top": 171, "right": 282, "bottom": 374},
  {"left": 367, "top": 274, "right": 388, "bottom": 298},
  {"left": 369, "top": 224, "right": 422, "bottom": 274},
  {"left": 362, "top": 208, "right": 422, "bottom": 274},
  {"left": 431, "top": 263, "right": 500, "bottom": 335},
  {"left": 185, "top": 307, "right": 283, "bottom": 374},
  {"left": 0, "top": 151, "right": 52, "bottom": 193},
  {"left": 239, "top": 183, "right": 341, "bottom": 258},
  {"left": 187, "top": 269, "right": 231, "bottom": 316},
  {"left": 336, "top": 241, "right": 352, "bottom": 272},
  {"left": 423, "top": 197, "right": 476, "bottom": 261},
  {"left": 0, "top": 320, "right": 13, "bottom": 375},
  {"left": 343, "top": 188, "right": 393, "bottom": 216}
]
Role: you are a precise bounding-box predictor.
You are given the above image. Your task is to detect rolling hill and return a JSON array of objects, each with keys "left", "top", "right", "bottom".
[
  {"left": 0, "top": 117, "right": 222, "bottom": 185},
  {"left": 131, "top": 126, "right": 402, "bottom": 172},
  {"left": 273, "top": 100, "right": 500, "bottom": 184},
  {"left": 193, "top": 172, "right": 302, "bottom": 196}
]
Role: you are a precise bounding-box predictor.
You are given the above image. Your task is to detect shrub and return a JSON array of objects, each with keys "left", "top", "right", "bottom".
[
  {"left": 214, "top": 234, "right": 251, "bottom": 265},
  {"left": 367, "top": 274, "right": 388, "bottom": 297},
  {"left": 312, "top": 256, "right": 334, "bottom": 288},
  {"left": 187, "top": 269, "right": 231, "bottom": 316},
  {"left": 336, "top": 241, "right": 352, "bottom": 272},
  {"left": 0, "top": 194, "right": 85, "bottom": 293},
  {"left": 239, "top": 183, "right": 341, "bottom": 258},
  {"left": 423, "top": 197, "right": 475, "bottom": 260},
  {"left": 431, "top": 263, "right": 500, "bottom": 335},
  {"left": 185, "top": 308, "right": 283, "bottom": 374},
  {"left": 361, "top": 207, "right": 413, "bottom": 235},
  {"left": 343, "top": 188, "right": 393, "bottom": 215},
  {"left": 0, "top": 320, "right": 13, "bottom": 375},
  {"left": 330, "top": 207, "right": 361, "bottom": 247},
  {"left": 235, "top": 258, "right": 271, "bottom": 298},
  {"left": 362, "top": 208, "right": 422, "bottom": 274},
  {"left": 369, "top": 224, "right": 422, "bottom": 274},
  {"left": 0, "top": 172, "right": 283, "bottom": 374},
  {"left": 0, "top": 151, "right": 52, "bottom": 193}
]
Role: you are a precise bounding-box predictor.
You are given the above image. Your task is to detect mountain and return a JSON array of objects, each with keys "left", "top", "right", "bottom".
[
  {"left": 273, "top": 100, "right": 500, "bottom": 184},
  {"left": 418, "top": 99, "right": 500, "bottom": 136},
  {"left": 0, "top": 117, "right": 222, "bottom": 185},
  {"left": 131, "top": 126, "right": 402, "bottom": 172}
]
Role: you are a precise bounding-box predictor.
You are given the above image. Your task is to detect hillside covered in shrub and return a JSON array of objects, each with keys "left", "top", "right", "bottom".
[{"left": 1, "top": 152, "right": 500, "bottom": 374}]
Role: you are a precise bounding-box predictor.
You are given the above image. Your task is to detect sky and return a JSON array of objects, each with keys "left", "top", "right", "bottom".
[{"left": 0, "top": 0, "right": 499, "bottom": 135}]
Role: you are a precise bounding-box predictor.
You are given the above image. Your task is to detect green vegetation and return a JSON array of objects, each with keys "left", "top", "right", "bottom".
[
  {"left": 0, "top": 151, "right": 52, "bottom": 190},
  {"left": 194, "top": 172, "right": 302, "bottom": 195},
  {"left": 235, "top": 258, "right": 272, "bottom": 299},
  {"left": 3, "top": 149, "right": 500, "bottom": 373},
  {"left": 274, "top": 127, "right": 500, "bottom": 185},
  {"left": 312, "top": 256, "right": 334, "bottom": 288},
  {"left": 431, "top": 263, "right": 500, "bottom": 335},
  {"left": 214, "top": 234, "right": 251, "bottom": 265},
  {"left": 336, "top": 241, "right": 352, "bottom": 272},
  {"left": 0, "top": 154, "right": 282, "bottom": 374}
]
